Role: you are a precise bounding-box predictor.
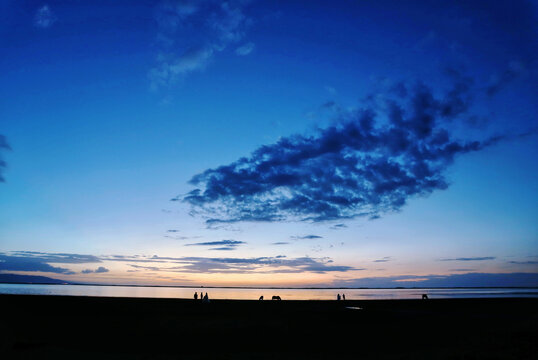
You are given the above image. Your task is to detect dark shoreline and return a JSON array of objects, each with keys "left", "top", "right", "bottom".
[{"left": 1, "top": 295, "right": 537, "bottom": 359}]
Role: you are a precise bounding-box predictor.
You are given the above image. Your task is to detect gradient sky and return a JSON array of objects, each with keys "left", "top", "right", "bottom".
[{"left": 0, "top": 0, "right": 537, "bottom": 287}]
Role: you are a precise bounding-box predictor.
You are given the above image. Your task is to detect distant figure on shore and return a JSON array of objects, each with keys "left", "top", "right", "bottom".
[
  {"left": 272, "top": 295, "right": 281, "bottom": 300},
  {"left": 259, "top": 296, "right": 264, "bottom": 300},
  {"left": 337, "top": 294, "right": 341, "bottom": 301},
  {"left": 422, "top": 294, "right": 429, "bottom": 300},
  {"left": 203, "top": 292, "right": 210, "bottom": 303},
  {"left": 342, "top": 294, "right": 346, "bottom": 301},
  {"left": 194, "top": 292, "right": 198, "bottom": 300}
]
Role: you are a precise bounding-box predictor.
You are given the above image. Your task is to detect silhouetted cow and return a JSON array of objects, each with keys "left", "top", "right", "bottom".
[
  {"left": 422, "top": 294, "right": 429, "bottom": 300},
  {"left": 272, "top": 295, "right": 281, "bottom": 300}
]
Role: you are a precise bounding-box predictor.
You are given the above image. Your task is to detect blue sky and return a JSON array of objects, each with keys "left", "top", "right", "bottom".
[{"left": 0, "top": 0, "right": 537, "bottom": 287}]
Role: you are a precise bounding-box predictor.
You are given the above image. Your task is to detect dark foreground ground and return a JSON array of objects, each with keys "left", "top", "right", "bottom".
[{"left": 0, "top": 295, "right": 537, "bottom": 359}]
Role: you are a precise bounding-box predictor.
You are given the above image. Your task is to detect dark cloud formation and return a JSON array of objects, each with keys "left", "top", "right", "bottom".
[
  {"left": 334, "top": 272, "right": 538, "bottom": 288},
  {"left": 182, "top": 75, "right": 516, "bottom": 224},
  {"left": 0, "top": 254, "right": 75, "bottom": 274},
  {"left": 291, "top": 235, "right": 323, "bottom": 240},
  {"left": 439, "top": 257, "right": 495, "bottom": 262},
  {"left": 0, "top": 251, "right": 104, "bottom": 275},
  {"left": 81, "top": 266, "right": 110, "bottom": 274},
  {"left": 0, "top": 134, "right": 11, "bottom": 182}
]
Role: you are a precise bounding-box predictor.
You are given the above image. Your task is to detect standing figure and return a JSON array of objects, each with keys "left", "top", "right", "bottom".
[
  {"left": 342, "top": 294, "right": 346, "bottom": 301},
  {"left": 337, "top": 294, "right": 341, "bottom": 301},
  {"left": 194, "top": 292, "right": 198, "bottom": 300}
]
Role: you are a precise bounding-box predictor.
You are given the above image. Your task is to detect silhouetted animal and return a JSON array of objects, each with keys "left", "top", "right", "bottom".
[
  {"left": 271, "top": 295, "right": 281, "bottom": 300},
  {"left": 259, "top": 296, "right": 264, "bottom": 300},
  {"left": 422, "top": 294, "right": 429, "bottom": 300}
]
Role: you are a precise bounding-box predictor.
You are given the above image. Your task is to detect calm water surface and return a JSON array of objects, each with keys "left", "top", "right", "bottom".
[{"left": 0, "top": 284, "right": 536, "bottom": 300}]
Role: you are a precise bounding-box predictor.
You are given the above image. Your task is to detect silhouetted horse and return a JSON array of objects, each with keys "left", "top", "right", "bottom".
[
  {"left": 272, "top": 295, "right": 281, "bottom": 300},
  {"left": 422, "top": 294, "right": 429, "bottom": 300},
  {"left": 259, "top": 296, "right": 264, "bottom": 300}
]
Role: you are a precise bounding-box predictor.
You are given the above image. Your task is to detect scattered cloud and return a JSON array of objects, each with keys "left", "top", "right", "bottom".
[
  {"left": 182, "top": 72, "right": 523, "bottom": 224},
  {"left": 167, "top": 229, "right": 180, "bottom": 233},
  {"left": 81, "top": 266, "right": 110, "bottom": 274},
  {"left": 486, "top": 60, "right": 528, "bottom": 96},
  {"left": 0, "top": 134, "right": 11, "bottom": 182},
  {"left": 34, "top": 5, "right": 56, "bottom": 28},
  {"left": 508, "top": 261, "right": 538, "bottom": 265},
  {"left": 373, "top": 256, "right": 391, "bottom": 263},
  {"left": 150, "top": 0, "right": 253, "bottom": 89},
  {"left": 113, "top": 254, "right": 357, "bottom": 274},
  {"left": 272, "top": 242, "right": 289, "bottom": 245},
  {"left": 185, "top": 239, "right": 245, "bottom": 250},
  {"left": 291, "top": 235, "right": 323, "bottom": 240},
  {"left": 235, "top": 42, "right": 255, "bottom": 56},
  {"left": 439, "top": 257, "right": 496, "bottom": 262},
  {"left": 329, "top": 223, "right": 347, "bottom": 230}
]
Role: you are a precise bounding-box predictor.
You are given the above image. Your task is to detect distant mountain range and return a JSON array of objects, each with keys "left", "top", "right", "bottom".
[{"left": 0, "top": 273, "right": 69, "bottom": 284}]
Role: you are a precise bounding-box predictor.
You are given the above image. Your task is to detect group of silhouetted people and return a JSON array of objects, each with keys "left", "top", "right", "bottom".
[
  {"left": 337, "top": 293, "right": 346, "bottom": 300},
  {"left": 194, "top": 291, "right": 210, "bottom": 303}
]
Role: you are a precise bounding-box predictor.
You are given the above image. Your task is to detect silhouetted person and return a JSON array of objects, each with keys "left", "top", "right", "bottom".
[
  {"left": 337, "top": 294, "right": 341, "bottom": 301},
  {"left": 422, "top": 294, "right": 429, "bottom": 300},
  {"left": 271, "top": 295, "right": 281, "bottom": 300},
  {"left": 194, "top": 292, "right": 198, "bottom": 300},
  {"left": 342, "top": 294, "right": 346, "bottom": 301},
  {"left": 203, "top": 292, "right": 210, "bottom": 303},
  {"left": 259, "top": 296, "right": 264, "bottom": 300}
]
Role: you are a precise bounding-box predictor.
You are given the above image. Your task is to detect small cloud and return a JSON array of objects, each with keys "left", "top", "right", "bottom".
[
  {"left": 272, "top": 242, "right": 289, "bottom": 245},
  {"left": 329, "top": 223, "right": 347, "bottom": 230},
  {"left": 325, "top": 86, "right": 337, "bottom": 95},
  {"left": 373, "top": 256, "right": 391, "bottom": 263},
  {"left": 508, "top": 261, "right": 538, "bottom": 265},
  {"left": 81, "top": 266, "right": 109, "bottom": 274},
  {"left": 439, "top": 257, "right": 496, "bottom": 262},
  {"left": 167, "top": 229, "right": 180, "bottom": 233},
  {"left": 185, "top": 239, "right": 245, "bottom": 247},
  {"left": 235, "top": 42, "right": 255, "bottom": 56},
  {"left": 291, "top": 235, "right": 323, "bottom": 240},
  {"left": 34, "top": 5, "right": 56, "bottom": 28}
]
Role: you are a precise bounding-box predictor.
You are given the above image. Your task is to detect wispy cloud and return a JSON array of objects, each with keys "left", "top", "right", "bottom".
[
  {"left": 439, "top": 257, "right": 496, "bottom": 262},
  {"left": 508, "top": 260, "right": 538, "bottom": 265},
  {"left": 329, "top": 223, "right": 347, "bottom": 230},
  {"left": 34, "top": 5, "right": 56, "bottom": 28},
  {"left": 0, "top": 134, "right": 11, "bottom": 183},
  {"left": 181, "top": 71, "right": 525, "bottom": 224},
  {"left": 272, "top": 242, "right": 289, "bottom": 245},
  {"left": 150, "top": 0, "right": 254, "bottom": 89},
  {"left": 373, "top": 256, "right": 391, "bottom": 263},
  {"left": 235, "top": 42, "right": 255, "bottom": 56}
]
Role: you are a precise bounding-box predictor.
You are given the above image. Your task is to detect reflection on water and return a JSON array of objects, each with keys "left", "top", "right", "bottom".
[{"left": 0, "top": 284, "right": 537, "bottom": 300}]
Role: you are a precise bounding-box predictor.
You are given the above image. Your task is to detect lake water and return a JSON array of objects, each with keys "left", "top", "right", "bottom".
[{"left": 0, "top": 283, "right": 537, "bottom": 300}]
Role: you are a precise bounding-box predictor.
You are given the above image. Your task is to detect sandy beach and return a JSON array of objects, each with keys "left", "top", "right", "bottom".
[{"left": 1, "top": 294, "right": 536, "bottom": 359}]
